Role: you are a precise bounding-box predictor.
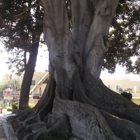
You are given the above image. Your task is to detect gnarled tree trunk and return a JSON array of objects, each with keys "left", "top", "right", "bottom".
[{"left": 8, "top": 0, "right": 140, "bottom": 140}]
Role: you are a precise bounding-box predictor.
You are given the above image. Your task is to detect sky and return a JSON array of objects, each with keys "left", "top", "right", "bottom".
[
  {"left": 100, "top": 65, "right": 140, "bottom": 81},
  {"left": 0, "top": 42, "right": 140, "bottom": 82},
  {"left": 35, "top": 45, "right": 49, "bottom": 72},
  {"left": 0, "top": 43, "right": 49, "bottom": 82},
  {"left": 0, "top": 47, "right": 10, "bottom": 81}
]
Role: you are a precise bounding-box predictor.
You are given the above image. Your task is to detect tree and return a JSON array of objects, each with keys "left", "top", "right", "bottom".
[
  {"left": 19, "top": 41, "right": 40, "bottom": 110},
  {"left": 6, "top": 48, "right": 27, "bottom": 75},
  {"left": 2, "top": 74, "right": 21, "bottom": 90},
  {"left": 0, "top": 83, "right": 6, "bottom": 98},
  {"left": 103, "top": 0, "right": 140, "bottom": 74},
  {"left": 0, "top": 74, "right": 22, "bottom": 98},
  {"left": 7, "top": 0, "right": 140, "bottom": 140},
  {"left": 0, "top": 0, "right": 43, "bottom": 109}
]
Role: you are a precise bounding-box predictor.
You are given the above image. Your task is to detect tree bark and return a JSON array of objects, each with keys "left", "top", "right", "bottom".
[{"left": 8, "top": 0, "right": 140, "bottom": 140}]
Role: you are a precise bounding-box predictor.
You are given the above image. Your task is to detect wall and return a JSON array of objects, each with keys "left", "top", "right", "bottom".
[
  {"left": 29, "top": 72, "right": 48, "bottom": 104},
  {"left": 101, "top": 78, "right": 140, "bottom": 105},
  {"left": 132, "top": 99, "right": 140, "bottom": 105},
  {"left": 102, "top": 78, "right": 140, "bottom": 93}
]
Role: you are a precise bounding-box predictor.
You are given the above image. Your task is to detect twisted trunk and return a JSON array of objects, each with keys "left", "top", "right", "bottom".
[{"left": 8, "top": 1, "right": 140, "bottom": 140}]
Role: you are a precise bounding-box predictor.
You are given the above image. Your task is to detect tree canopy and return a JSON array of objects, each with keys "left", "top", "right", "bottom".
[
  {"left": 0, "top": 0, "right": 139, "bottom": 75},
  {"left": 0, "top": 74, "right": 22, "bottom": 98},
  {"left": 0, "top": 0, "right": 45, "bottom": 109},
  {"left": 0, "top": 0, "right": 43, "bottom": 74},
  {"left": 103, "top": 0, "right": 140, "bottom": 74},
  {"left": 5, "top": 0, "right": 140, "bottom": 140}
]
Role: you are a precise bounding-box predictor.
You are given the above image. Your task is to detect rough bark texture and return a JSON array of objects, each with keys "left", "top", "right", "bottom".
[{"left": 7, "top": 0, "right": 140, "bottom": 140}]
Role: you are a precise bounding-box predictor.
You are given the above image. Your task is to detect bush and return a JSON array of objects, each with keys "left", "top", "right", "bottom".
[
  {"left": 121, "top": 92, "right": 132, "bottom": 101},
  {"left": 6, "top": 106, "right": 12, "bottom": 111},
  {"left": 11, "top": 102, "right": 18, "bottom": 109},
  {"left": 28, "top": 103, "right": 35, "bottom": 108}
]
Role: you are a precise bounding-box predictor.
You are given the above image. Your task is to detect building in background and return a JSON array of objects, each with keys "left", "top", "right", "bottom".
[
  {"left": 29, "top": 73, "right": 140, "bottom": 105},
  {"left": 29, "top": 72, "right": 49, "bottom": 104},
  {"left": 30, "top": 72, "right": 47, "bottom": 90},
  {"left": 102, "top": 78, "right": 140, "bottom": 105}
]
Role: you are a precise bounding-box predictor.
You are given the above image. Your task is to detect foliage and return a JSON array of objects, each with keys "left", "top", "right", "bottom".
[
  {"left": 28, "top": 103, "right": 35, "bottom": 108},
  {"left": 6, "top": 48, "right": 27, "bottom": 75},
  {"left": 0, "top": 0, "right": 44, "bottom": 75},
  {"left": 64, "top": 0, "right": 140, "bottom": 74},
  {"left": 0, "top": 74, "right": 21, "bottom": 98},
  {"left": 6, "top": 106, "right": 12, "bottom": 111},
  {"left": 5, "top": 1, "right": 140, "bottom": 139},
  {"left": 2, "top": 74, "right": 22, "bottom": 91},
  {"left": 0, "top": 0, "right": 139, "bottom": 75},
  {"left": 103, "top": 1, "right": 140, "bottom": 74},
  {"left": 0, "top": 0, "right": 44, "bottom": 109},
  {"left": 121, "top": 91, "right": 132, "bottom": 100},
  {"left": 0, "top": 83, "right": 6, "bottom": 98},
  {"left": 11, "top": 101, "right": 18, "bottom": 109}
]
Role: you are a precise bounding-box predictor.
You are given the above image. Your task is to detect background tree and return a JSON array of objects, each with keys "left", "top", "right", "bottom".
[
  {"left": 2, "top": 74, "right": 21, "bottom": 91},
  {"left": 6, "top": 48, "right": 27, "bottom": 75},
  {"left": 103, "top": 0, "right": 140, "bottom": 73},
  {"left": 0, "top": 83, "right": 6, "bottom": 98},
  {"left": 0, "top": 0, "right": 44, "bottom": 109},
  {"left": 7, "top": 0, "right": 140, "bottom": 140},
  {"left": 0, "top": 1, "right": 139, "bottom": 75},
  {"left": 0, "top": 74, "right": 22, "bottom": 98}
]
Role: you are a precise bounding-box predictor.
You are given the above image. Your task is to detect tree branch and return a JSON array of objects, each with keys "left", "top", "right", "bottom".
[{"left": 14, "top": 2, "right": 41, "bottom": 18}]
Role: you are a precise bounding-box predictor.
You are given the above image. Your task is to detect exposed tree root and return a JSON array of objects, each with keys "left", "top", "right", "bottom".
[
  {"left": 84, "top": 72, "right": 138, "bottom": 109},
  {"left": 73, "top": 71, "right": 98, "bottom": 107},
  {"left": 23, "top": 114, "right": 41, "bottom": 126},
  {"left": 23, "top": 129, "right": 49, "bottom": 140},
  {"left": 102, "top": 111, "right": 140, "bottom": 140},
  {"left": 15, "top": 112, "right": 71, "bottom": 140},
  {"left": 8, "top": 74, "right": 140, "bottom": 140},
  {"left": 53, "top": 92, "right": 121, "bottom": 140},
  {"left": 7, "top": 109, "right": 33, "bottom": 122},
  {"left": 5, "top": 0, "right": 139, "bottom": 139}
]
